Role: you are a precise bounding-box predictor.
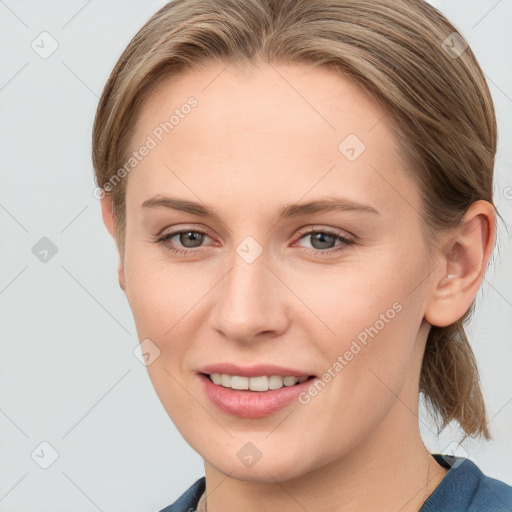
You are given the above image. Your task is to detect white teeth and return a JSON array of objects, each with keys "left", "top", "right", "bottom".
[
  {"left": 283, "top": 376, "right": 298, "bottom": 386},
  {"left": 230, "top": 376, "right": 249, "bottom": 390},
  {"left": 209, "top": 373, "right": 310, "bottom": 391},
  {"left": 249, "top": 376, "right": 268, "bottom": 391},
  {"left": 268, "top": 375, "right": 284, "bottom": 390}
]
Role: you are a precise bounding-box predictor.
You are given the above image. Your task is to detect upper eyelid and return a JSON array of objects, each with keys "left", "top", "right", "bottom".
[{"left": 295, "top": 225, "right": 355, "bottom": 240}]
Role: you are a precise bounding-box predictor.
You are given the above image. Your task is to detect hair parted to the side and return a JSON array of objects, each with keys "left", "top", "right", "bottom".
[{"left": 92, "top": 0, "right": 500, "bottom": 439}]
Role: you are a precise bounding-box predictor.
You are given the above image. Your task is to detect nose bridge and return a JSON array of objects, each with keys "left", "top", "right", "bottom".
[{"left": 209, "top": 243, "right": 289, "bottom": 341}]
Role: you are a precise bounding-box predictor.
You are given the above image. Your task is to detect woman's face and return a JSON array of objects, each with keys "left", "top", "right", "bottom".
[{"left": 117, "top": 62, "right": 439, "bottom": 481}]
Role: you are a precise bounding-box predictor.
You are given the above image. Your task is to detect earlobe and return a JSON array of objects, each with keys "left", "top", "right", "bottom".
[
  {"left": 118, "top": 260, "right": 126, "bottom": 291},
  {"left": 424, "top": 200, "right": 496, "bottom": 328}
]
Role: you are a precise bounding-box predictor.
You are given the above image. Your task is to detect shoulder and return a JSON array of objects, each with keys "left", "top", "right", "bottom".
[
  {"left": 157, "top": 477, "right": 205, "bottom": 512},
  {"left": 421, "top": 454, "right": 512, "bottom": 512},
  {"left": 466, "top": 464, "right": 512, "bottom": 511}
]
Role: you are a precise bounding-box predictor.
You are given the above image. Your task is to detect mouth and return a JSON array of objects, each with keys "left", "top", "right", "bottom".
[
  {"left": 199, "top": 372, "right": 318, "bottom": 418},
  {"left": 202, "top": 373, "right": 316, "bottom": 392}
]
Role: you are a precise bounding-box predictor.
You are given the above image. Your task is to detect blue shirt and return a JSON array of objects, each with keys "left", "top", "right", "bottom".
[{"left": 158, "top": 454, "right": 512, "bottom": 511}]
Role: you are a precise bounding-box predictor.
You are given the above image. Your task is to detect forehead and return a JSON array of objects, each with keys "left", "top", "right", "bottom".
[{"left": 126, "top": 62, "right": 420, "bottom": 219}]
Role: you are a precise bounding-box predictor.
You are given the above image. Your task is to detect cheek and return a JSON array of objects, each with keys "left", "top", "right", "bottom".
[
  {"left": 123, "top": 243, "right": 204, "bottom": 334},
  {"left": 305, "top": 255, "right": 408, "bottom": 348},
  {"left": 123, "top": 252, "right": 207, "bottom": 426},
  {"left": 306, "top": 252, "right": 424, "bottom": 403}
]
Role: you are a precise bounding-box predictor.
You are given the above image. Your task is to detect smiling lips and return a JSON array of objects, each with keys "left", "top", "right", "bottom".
[{"left": 198, "top": 363, "right": 317, "bottom": 418}]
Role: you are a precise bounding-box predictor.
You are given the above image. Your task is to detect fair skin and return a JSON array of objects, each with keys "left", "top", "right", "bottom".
[{"left": 100, "top": 62, "right": 495, "bottom": 512}]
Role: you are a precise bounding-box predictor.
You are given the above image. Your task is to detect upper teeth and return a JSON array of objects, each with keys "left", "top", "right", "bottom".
[{"left": 210, "top": 374, "right": 309, "bottom": 391}]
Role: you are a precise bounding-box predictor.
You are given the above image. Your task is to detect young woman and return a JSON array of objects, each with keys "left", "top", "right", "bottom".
[{"left": 92, "top": 0, "right": 512, "bottom": 510}]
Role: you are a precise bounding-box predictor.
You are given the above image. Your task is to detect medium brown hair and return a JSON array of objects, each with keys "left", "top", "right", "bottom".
[{"left": 92, "top": 0, "right": 500, "bottom": 439}]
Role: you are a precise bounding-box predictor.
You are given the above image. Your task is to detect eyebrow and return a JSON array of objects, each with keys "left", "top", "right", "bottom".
[{"left": 141, "top": 195, "right": 380, "bottom": 221}]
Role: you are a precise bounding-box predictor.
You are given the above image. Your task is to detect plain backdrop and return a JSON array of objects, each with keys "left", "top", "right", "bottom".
[{"left": 1, "top": 1, "right": 511, "bottom": 511}]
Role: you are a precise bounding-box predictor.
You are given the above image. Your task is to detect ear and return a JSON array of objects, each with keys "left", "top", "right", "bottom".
[
  {"left": 100, "top": 194, "right": 126, "bottom": 292},
  {"left": 424, "top": 200, "right": 496, "bottom": 327}
]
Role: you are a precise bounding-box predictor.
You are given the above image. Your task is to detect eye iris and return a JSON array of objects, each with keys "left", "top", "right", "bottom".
[
  {"left": 310, "top": 232, "right": 336, "bottom": 250},
  {"left": 180, "top": 231, "right": 204, "bottom": 248}
]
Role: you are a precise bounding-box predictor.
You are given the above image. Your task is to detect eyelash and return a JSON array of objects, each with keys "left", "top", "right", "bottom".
[{"left": 152, "top": 225, "right": 355, "bottom": 258}]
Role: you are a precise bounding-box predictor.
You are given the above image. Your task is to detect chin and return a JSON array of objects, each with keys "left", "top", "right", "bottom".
[
  {"left": 213, "top": 457, "right": 312, "bottom": 483},
  {"left": 200, "top": 438, "right": 321, "bottom": 483}
]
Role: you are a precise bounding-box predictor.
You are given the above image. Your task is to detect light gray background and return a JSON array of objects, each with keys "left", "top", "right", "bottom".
[{"left": 1, "top": 1, "right": 511, "bottom": 511}]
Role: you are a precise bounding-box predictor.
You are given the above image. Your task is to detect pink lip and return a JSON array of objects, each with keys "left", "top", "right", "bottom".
[
  {"left": 198, "top": 363, "right": 314, "bottom": 378},
  {"left": 199, "top": 373, "right": 317, "bottom": 418}
]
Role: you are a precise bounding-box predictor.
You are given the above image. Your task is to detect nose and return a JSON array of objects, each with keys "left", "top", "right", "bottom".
[{"left": 208, "top": 252, "right": 291, "bottom": 344}]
